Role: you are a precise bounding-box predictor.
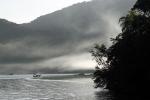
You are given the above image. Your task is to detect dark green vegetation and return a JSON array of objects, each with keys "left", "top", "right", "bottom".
[{"left": 91, "top": 0, "right": 150, "bottom": 98}]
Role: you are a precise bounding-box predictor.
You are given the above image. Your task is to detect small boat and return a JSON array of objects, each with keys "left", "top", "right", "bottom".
[{"left": 33, "top": 73, "right": 41, "bottom": 78}]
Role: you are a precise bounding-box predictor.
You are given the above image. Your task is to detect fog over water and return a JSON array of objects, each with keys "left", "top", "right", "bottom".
[
  {"left": 0, "top": 0, "right": 136, "bottom": 74},
  {"left": 0, "top": 0, "right": 138, "bottom": 99}
]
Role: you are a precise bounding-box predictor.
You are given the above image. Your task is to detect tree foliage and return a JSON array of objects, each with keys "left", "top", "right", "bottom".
[{"left": 91, "top": 0, "right": 150, "bottom": 96}]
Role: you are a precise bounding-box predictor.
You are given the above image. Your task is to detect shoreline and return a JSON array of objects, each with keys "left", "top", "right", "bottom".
[{"left": 38, "top": 74, "right": 93, "bottom": 80}]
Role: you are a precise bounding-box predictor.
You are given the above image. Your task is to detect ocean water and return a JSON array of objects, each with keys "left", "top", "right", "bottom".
[{"left": 0, "top": 74, "right": 111, "bottom": 100}]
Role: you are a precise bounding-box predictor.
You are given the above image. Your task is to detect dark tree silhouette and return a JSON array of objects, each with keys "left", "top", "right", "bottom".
[{"left": 91, "top": 0, "right": 150, "bottom": 97}]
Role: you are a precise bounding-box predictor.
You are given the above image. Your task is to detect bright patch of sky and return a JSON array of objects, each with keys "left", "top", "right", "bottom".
[{"left": 0, "top": 0, "right": 91, "bottom": 24}]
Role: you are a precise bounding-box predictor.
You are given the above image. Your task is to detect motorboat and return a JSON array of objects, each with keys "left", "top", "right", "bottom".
[{"left": 33, "top": 73, "right": 41, "bottom": 78}]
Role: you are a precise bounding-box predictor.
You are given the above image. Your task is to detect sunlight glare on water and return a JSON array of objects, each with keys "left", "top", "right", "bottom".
[{"left": 0, "top": 74, "right": 111, "bottom": 100}]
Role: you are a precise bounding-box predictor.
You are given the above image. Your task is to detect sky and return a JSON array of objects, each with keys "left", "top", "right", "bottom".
[
  {"left": 0, "top": 0, "right": 91, "bottom": 24},
  {"left": 0, "top": 0, "right": 136, "bottom": 74}
]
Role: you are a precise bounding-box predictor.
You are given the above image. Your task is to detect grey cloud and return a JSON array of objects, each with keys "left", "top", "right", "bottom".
[{"left": 0, "top": 0, "right": 136, "bottom": 74}]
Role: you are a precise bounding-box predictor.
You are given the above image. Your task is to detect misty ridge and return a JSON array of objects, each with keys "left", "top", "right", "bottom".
[{"left": 0, "top": 0, "right": 136, "bottom": 74}]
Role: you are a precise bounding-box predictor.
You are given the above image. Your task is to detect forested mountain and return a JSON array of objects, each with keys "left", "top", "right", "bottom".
[{"left": 0, "top": 0, "right": 136, "bottom": 74}]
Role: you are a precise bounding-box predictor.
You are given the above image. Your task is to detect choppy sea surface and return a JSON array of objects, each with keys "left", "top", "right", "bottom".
[{"left": 0, "top": 74, "right": 112, "bottom": 100}]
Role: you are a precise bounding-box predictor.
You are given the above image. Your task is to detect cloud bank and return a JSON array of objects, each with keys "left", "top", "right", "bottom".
[{"left": 0, "top": 0, "right": 136, "bottom": 74}]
